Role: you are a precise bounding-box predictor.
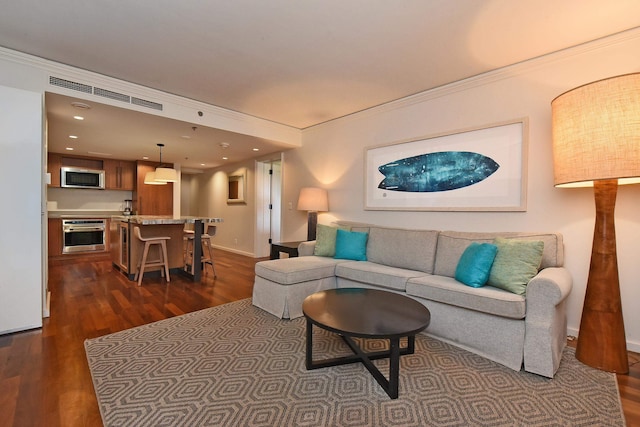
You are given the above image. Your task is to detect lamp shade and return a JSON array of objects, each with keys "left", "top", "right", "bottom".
[
  {"left": 144, "top": 170, "right": 166, "bottom": 185},
  {"left": 154, "top": 167, "right": 178, "bottom": 183},
  {"left": 297, "top": 187, "right": 328, "bottom": 212},
  {"left": 551, "top": 73, "right": 640, "bottom": 188}
]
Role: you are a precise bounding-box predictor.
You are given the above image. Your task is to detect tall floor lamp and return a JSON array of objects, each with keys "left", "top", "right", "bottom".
[
  {"left": 297, "top": 187, "right": 329, "bottom": 241},
  {"left": 551, "top": 72, "right": 640, "bottom": 373}
]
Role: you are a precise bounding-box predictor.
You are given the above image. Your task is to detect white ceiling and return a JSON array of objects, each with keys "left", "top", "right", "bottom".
[{"left": 1, "top": 1, "right": 639, "bottom": 169}]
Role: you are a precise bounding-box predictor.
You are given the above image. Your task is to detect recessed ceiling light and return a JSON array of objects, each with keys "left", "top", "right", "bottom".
[
  {"left": 65, "top": 147, "right": 74, "bottom": 151},
  {"left": 142, "top": 156, "right": 149, "bottom": 160},
  {"left": 69, "top": 135, "right": 78, "bottom": 139},
  {"left": 73, "top": 115, "right": 84, "bottom": 120},
  {"left": 222, "top": 156, "right": 228, "bottom": 160},
  {"left": 200, "top": 163, "right": 206, "bottom": 166},
  {"left": 181, "top": 135, "right": 191, "bottom": 139},
  {"left": 220, "top": 142, "right": 230, "bottom": 149},
  {"left": 253, "top": 148, "right": 260, "bottom": 152}
]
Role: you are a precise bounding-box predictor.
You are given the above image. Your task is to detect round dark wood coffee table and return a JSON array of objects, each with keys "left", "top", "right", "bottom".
[{"left": 302, "top": 288, "right": 431, "bottom": 399}]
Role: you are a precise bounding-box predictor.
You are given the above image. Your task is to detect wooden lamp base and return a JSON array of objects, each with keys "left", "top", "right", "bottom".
[{"left": 575, "top": 179, "right": 628, "bottom": 373}]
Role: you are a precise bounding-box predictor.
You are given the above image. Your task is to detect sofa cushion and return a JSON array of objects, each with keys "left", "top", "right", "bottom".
[
  {"left": 434, "top": 231, "right": 563, "bottom": 278},
  {"left": 487, "top": 237, "right": 544, "bottom": 295},
  {"left": 255, "top": 256, "right": 346, "bottom": 285},
  {"left": 335, "top": 229, "right": 368, "bottom": 261},
  {"left": 406, "top": 275, "right": 526, "bottom": 319},
  {"left": 366, "top": 227, "right": 439, "bottom": 273},
  {"left": 336, "top": 261, "right": 429, "bottom": 291},
  {"left": 455, "top": 242, "right": 498, "bottom": 287},
  {"left": 314, "top": 224, "right": 339, "bottom": 257}
]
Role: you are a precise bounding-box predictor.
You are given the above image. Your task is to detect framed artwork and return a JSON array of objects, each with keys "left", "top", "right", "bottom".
[
  {"left": 227, "top": 168, "right": 247, "bottom": 204},
  {"left": 364, "top": 118, "right": 528, "bottom": 211}
]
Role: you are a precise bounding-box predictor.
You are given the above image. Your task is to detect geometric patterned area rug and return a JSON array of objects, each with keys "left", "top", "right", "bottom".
[{"left": 85, "top": 299, "right": 625, "bottom": 427}]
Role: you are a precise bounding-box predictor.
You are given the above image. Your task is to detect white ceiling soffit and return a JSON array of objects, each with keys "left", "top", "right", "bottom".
[
  {"left": 1, "top": 1, "right": 640, "bottom": 129},
  {"left": 44, "top": 92, "right": 294, "bottom": 170}
]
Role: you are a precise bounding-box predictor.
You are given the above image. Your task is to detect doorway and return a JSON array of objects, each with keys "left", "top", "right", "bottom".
[{"left": 255, "top": 157, "right": 282, "bottom": 257}]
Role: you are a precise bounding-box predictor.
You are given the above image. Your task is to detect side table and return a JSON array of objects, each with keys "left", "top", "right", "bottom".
[{"left": 270, "top": 241, "right": 304, "bottom": 259}]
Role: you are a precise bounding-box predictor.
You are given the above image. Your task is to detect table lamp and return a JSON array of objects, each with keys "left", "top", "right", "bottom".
[
  {"left": 297, "top": 187, "right": 328, "bottom": 241},
  {"left": 551, "top": 72, "right": 640, "bottom": 373}
]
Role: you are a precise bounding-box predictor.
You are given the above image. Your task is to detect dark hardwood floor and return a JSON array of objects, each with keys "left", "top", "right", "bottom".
[{"left": 0, "top": 250, "right": 639, "bottom": 426}]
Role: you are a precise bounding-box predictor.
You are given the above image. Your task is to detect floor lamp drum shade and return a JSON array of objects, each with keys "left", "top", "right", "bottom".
[
  {"left": 297, "top": 187, "right": 329, "bottom": 241},
  {"left": 551, "top": 72, "right": 640, "bottom": 373},
  {"left": 552, "top": 73, "right": 640, "bottom": 187}
]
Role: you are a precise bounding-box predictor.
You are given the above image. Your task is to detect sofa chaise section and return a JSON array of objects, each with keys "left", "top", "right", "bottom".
[{"left": 252, "top": 256, "right": 346, "bottom": 319}]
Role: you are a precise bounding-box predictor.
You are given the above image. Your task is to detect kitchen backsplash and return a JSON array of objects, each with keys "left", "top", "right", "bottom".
[{"left": 48, "top": 187, "right": 132, "bottom": 212}]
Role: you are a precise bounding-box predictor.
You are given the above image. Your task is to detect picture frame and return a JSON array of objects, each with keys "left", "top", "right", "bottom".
[
  {"left": 227, "top": 168, "right": 247, "bottom": 204},
  {"left": 364, "top": 118, "right": 528, "bottom": 211}
]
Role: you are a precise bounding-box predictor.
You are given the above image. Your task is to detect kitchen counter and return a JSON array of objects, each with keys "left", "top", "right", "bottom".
[
  {"left": 111, "top": 215, "right": 224, "bottom": 225},
  {"left": 111, "top": 216, "right": 223, "bottom": 282},
  {"left": 49, "top": 210, "right": 122, "bottom": 219}
]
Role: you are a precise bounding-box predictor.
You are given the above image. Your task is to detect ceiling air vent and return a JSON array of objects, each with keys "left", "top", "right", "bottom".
[
  {"left": 132, "top": 97, "right": 163, "bottom": 111},
  {"left": 93, "top": 87, "right": 130, "bottom": 103},
  {"left": 49, "top": 76, "right": 164, "bottom": 112},
  {"left": 49, "top": 76, "right": 92, "bottom": 94}
]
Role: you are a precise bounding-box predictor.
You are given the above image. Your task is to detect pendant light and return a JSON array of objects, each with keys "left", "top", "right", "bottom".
[{"left": 144, "top": 143, "right": 178, "bottom": 184}]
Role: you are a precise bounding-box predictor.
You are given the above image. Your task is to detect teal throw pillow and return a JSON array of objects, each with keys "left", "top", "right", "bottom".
[
  {"left": 487, "top": 237, "right": 544, "bottom": 295},
  {"left": 334, "top": 229, "right": 368, "bottom": 261},
  {"left": 455, "top": 242, "right": 498, "bottom": 288}
]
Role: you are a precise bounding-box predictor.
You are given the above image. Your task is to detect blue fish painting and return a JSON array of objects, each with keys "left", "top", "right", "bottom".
[{"left": 378, "top": 151, "right": 499, "bottom": 192}]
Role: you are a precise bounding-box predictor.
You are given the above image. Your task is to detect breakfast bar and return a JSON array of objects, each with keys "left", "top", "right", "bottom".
[{"left": 110, "top": 215, "right": 223, "bottom": 282}]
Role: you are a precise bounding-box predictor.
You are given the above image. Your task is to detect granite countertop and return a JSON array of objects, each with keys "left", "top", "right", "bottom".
[
  {"left": 111, "top": 215, "right": 224, "bottom": 225},
  {"left": 48, "top": 210, "right": 123, "bottom": 219}
]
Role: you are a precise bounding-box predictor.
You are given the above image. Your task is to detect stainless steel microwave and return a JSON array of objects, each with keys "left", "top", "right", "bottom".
[{"left": 60, "top": 167, "right": 105, "bottom": 189}]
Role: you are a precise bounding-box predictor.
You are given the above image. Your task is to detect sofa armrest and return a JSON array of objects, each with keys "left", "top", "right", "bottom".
[
  {"left": 526, "top": 267, "right": 573, "bottom": 311},
  {"left": 524, "top": 267, "right": 573, "bottom": 377},
  {"left": 298, "top": 241, "right": 316, "bottom": 256}
]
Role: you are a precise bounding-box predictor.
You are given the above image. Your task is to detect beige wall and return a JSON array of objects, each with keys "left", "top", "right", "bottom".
[
  {"left": 194, "top": 160, "right": 256, "bottom": 257},
  {"left": 280, "top": 30, "right": 640, "bottom": 351}
]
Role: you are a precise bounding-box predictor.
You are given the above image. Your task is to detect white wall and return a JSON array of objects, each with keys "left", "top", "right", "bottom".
[
  {"left": 0, "top": 85, "right": 43, "bottom": 333},
  {"left": 282, "top": 30, "right": 640, "bottom": 351}
]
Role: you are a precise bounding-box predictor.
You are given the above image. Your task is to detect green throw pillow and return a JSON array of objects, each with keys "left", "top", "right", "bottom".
[
  {"left": 334, "top": 229, "right": 368, "bottom": 261},
  {"left": 455, "top": 242, "right": 498, "bottom": 288},
  {"left": 487, "top": 237, "right": 544, "bottom": 295},
  {"left": 314, "top": 224, "right": 338, "bottom": 257}
]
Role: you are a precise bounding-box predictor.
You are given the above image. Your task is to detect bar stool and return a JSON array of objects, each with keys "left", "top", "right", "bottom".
[
  {"left": 133, "top": 226, "right": 171, "bottom": 286},
  {"left": 184, "top": 224, "right": 217, "bottom": 277}
]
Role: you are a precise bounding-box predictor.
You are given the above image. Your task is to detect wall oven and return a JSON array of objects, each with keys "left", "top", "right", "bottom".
[{"left": 62, "top": 219, "right": 106, "bottom": 253}]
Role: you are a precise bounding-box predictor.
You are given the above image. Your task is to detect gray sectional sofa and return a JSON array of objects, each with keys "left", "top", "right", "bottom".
[{"left": 252, "top": 222, "right": 572, "bottom": 378}]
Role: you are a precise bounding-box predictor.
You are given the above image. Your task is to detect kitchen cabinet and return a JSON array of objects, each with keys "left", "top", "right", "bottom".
[
  {"left": 48, "top": 219, "right": 62, "bottom": 256},
  {"left": 47, "top": 153, "right": 62, "bottom": 187},
  {"left": 104, "top": 159, "right": 135, "bottom": 190},
  {"left": 133, "top": 161, "right": 173, "bottom": 215}
]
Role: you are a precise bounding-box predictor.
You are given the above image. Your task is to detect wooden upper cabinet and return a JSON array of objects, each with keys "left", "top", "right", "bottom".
[
  {"left": 47, "top": 153, "right": 62, "bottom": 187},
  {"left": 134, "top": 161, "right": 173, "bottom": 215},
  {"left": 104, "top": 159, "right": 135, "bottom": 190}
]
